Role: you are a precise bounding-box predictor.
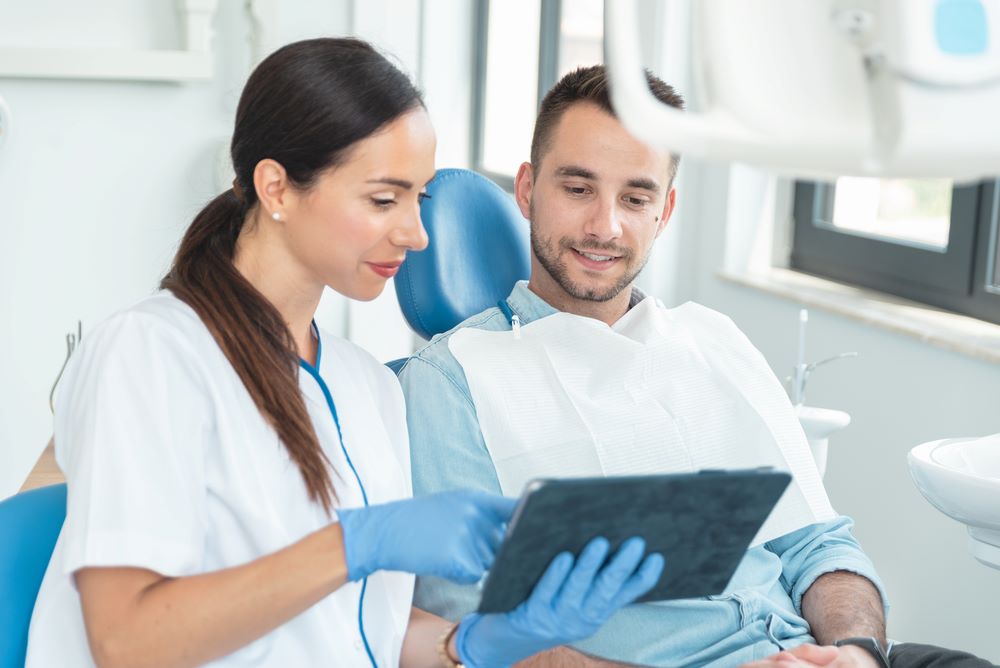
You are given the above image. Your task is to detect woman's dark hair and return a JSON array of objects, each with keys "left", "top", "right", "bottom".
[{"left": 161, "top": 38, "right": 424, "bottom": 513}]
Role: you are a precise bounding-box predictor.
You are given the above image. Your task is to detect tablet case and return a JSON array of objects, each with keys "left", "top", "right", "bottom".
[{"left": 477, "top": 469, "right": 791, "bottom": 614}]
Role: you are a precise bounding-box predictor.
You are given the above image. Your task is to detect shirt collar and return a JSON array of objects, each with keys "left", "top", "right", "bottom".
[{"left": 503, "top": 280, "right": 648, "bottom": 325}]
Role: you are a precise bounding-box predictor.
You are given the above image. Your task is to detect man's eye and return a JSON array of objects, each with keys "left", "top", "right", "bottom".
[
  {"left": 565, "top": 186, "right": 588, "bottom": 196},
  {"left": 625, "top": 196, "right": 649, "bottom": 208}
]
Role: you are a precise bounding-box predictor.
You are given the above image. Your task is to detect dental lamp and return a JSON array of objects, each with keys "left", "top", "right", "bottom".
[{"left": 605, "top": 0, "right": 1000, "bottom": 182}]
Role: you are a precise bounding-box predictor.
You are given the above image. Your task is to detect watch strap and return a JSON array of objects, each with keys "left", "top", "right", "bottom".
[{"left": 834, "top": 637, "right": 891, "bottom": 667}]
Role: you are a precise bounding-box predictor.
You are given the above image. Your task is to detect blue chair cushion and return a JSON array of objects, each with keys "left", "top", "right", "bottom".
[
  {"left": 395, "top": 168, "right": 530, "bottom": 340},
  {"left": 0, "top": 484, "right": 67, "bottom": 668}
]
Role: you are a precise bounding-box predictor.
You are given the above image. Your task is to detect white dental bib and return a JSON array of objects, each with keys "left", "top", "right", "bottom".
[{"left": 449, "top": 298, "right": 835, "bottom": 545}]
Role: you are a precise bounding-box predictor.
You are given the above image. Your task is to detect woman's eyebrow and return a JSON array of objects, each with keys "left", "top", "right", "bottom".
[{"left": 366, "top": 177, "right": 414, "bottom": 189}]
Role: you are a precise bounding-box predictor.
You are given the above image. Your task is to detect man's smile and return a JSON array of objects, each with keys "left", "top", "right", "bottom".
[{"left": 570, "top": 246, "right": 624, "bottom": 271}]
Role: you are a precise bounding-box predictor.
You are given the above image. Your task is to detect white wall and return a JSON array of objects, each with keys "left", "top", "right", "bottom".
[{"left": 1, "top": 1, "right": 250, "bottom": 498}]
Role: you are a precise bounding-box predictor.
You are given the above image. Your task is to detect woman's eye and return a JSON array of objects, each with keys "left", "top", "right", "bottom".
[
  {"left": 418, "top": 192, "right": 432, "bottom": 203},
  {"left": 371, "top": 198, "right": 396, "bottom": 209}
]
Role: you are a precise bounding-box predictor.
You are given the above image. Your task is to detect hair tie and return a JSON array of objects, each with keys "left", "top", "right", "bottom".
[{"left": 232, "top": 178, "right": 245, "bottom": 204}]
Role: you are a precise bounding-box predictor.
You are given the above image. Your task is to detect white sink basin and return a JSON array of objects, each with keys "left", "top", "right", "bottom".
[
  {"left": 797, "top": 406, "right": 851, "bottom": 478},
  {"left": 908, "top": 435, "right": 1000, "bottom": 569}
]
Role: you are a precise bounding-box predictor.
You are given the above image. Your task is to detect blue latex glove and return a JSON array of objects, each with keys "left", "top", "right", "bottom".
[
  {"left": 455, "top": 536, "right": 664, "bottom": 668},
  {"left": 337, "top": 490, "right": 516, "bottom": 583}
]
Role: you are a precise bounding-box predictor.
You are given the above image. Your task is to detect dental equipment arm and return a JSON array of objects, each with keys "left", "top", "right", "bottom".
[{"left": 605, "top": 0, "right": 1000, "bottom": 181}]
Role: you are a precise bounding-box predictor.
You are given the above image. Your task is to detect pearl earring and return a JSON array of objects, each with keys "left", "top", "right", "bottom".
[{"left": 271, "top": 211, "right": 281, "bottom": 221}]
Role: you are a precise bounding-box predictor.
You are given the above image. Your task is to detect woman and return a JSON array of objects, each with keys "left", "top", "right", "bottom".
[{"left": 25, "top": 38, "right": 662, "bottom": 667}]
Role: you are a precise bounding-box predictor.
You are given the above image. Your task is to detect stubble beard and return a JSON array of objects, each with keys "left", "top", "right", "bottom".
[{"left": 528, "top": 202, "right": 651, "bottom": 303}]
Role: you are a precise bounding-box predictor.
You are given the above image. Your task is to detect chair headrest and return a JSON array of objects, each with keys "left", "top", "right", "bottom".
[{"left": 395, "top": 169, "right": 530, "bottom": 340}]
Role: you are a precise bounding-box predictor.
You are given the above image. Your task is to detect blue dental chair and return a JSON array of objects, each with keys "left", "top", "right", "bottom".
[
  {"left": 0, "top": 483, "right": 67, "bottom": 668},
  {"left": 392, "top": 168, "right": 531, "bottom": 353}
]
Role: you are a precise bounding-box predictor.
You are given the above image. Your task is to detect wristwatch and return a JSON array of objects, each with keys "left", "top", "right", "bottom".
[{"left": 834, "top": 637, "right": 891, "bottom": 667}]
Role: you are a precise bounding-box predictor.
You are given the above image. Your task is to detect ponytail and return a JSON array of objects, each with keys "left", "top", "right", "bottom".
[
  {"left": 161, "top": 189, "right": 336, "bottom": 514},
  {"left": 161, "top": 37, "right": 425, "bottom": 514}
]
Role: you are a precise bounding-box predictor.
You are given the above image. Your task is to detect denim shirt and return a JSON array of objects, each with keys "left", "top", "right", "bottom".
[{"left": 397, "top": 281, "right": 888, "bottom": 667}]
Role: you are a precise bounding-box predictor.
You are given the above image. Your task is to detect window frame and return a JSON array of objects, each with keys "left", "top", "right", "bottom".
[
  {"left": 791, "top": 179, "right": 1000, "bottom": 325},
  {"left": 470, "top": 0, "right": 562, "bottom": 190}
]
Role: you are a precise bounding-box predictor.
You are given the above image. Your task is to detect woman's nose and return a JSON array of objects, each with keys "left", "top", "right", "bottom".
[{"left": 393, "top": 207, "right": 429, "bottom": 251}]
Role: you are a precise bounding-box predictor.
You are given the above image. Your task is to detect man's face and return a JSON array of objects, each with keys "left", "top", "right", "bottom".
[{"left": 516, "top": 102, "right": 676, "bottom": 304}]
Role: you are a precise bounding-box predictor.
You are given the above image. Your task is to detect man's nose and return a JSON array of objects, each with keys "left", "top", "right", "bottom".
[{"left": 582, "top": 196, "right": 624, "bottom": 242}]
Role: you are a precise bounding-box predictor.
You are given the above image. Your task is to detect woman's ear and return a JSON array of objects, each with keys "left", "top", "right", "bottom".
[{"left": 253, "top": 159, "right": 290, "bottom": 221}]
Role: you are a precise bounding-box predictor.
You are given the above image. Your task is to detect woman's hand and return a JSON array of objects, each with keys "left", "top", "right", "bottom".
[
  {"left": 454, "top": 536, "right": 665, "bottom": 668},
  {"left": 337, "top": 490, "right": 516, "bottom": 583}
]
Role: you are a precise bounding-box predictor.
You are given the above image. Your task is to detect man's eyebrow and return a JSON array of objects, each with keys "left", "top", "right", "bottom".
[
  {"left": 555, "top": 166, "right": 661, "bottom": 194},
  {"left": 366, "top": 177, "right": 414, "bottom": 189},
  {"left": 554, "top": 165, "right": 597, "bottom": 180},
  {"left": 626, "top": 177, "right": 661, "bottom": 194}
]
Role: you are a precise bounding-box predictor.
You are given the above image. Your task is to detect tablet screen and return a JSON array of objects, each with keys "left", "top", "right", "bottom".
[{"left": 477, "top": 469, "right": 791, "bottom": 614}]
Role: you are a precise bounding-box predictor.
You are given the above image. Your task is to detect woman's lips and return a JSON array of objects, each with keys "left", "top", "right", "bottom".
[{"left": 367, "top": 261, "right": 403, "bottom": 278}]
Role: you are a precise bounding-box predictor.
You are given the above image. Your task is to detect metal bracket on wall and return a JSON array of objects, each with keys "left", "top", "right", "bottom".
[{"left": 49, "top": 321, "right": 83, "bottom": 415}]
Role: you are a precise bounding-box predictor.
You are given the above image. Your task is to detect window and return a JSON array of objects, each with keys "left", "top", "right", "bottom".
[
  {"left": 791, "top": 178, "right": 1000, "bottom": 325},
  {"left": 471, "top": 0, "right": 604, "bottom": 187}
]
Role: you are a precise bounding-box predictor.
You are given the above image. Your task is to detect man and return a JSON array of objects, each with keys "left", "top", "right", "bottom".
[{"left": 398, "top": 66, "right": 992, "bottom": 667}]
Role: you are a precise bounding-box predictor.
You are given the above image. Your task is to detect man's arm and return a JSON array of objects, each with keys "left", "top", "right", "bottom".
[
  {"left": 739, "top": 571, "right": 887, "bottom": 667},
  {"left": 753, "top": 519, "right": 889, "bottom": 667},
  {"left": 800, "top": 570, "right": 886, "bottom": 646},
  {"left": 764, "top": 516, "right": 889, "bottom": 627}
]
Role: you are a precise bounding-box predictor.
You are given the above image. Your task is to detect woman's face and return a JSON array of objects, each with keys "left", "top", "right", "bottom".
[{"left": 282, "top": 108, "right": 436, "bottom": 301}]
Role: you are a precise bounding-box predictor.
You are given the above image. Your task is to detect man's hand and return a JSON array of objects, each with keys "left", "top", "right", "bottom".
[{"left": 740, "top": 643, "right": 881, "bottom": 667}]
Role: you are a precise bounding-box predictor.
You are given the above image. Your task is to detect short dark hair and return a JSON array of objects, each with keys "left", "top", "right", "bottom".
[{"left": 530, "top": 65, "right": 685, "bottom": 183}]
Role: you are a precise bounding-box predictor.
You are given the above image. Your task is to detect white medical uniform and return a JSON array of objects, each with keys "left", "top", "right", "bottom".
[{"left": 25, "top": 291, "right": 414, "bottom": 667}]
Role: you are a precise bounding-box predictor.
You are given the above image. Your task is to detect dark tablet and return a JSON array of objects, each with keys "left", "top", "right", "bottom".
[{"left": 477, "top": 468, "right": 791, "bottom": 614}]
